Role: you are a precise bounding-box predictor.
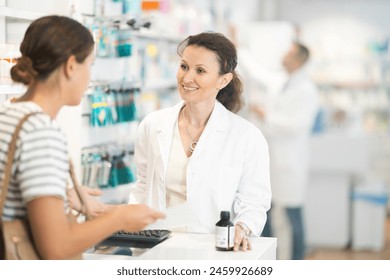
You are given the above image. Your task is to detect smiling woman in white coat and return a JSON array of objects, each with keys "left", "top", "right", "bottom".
[{"left": 129, "top": 32, "right": 271, "bottom": 251}]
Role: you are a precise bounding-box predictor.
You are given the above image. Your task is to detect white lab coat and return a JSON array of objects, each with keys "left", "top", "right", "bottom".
[
  {"left": 129, "top": 101, "right": 271, "bottom": 236},
  {"left": 263, "top": 69, "right": 319, "bottom": 206}
]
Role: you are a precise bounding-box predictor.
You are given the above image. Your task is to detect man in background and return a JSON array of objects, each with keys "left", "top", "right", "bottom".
[{"left": 250, "top": 42, "right": 319, "bottom": 259}]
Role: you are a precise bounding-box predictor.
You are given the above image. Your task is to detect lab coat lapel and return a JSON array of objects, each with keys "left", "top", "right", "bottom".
[
  {"left": 156, "top": 102, "right": 184, "bottom": 173},
  {"left": 191, "top": 102, "right": 229, "bottom": 158}
]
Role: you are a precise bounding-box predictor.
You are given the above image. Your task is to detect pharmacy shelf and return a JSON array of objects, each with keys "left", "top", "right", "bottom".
[
  {"left": 317, "top": 81, "right": 390, "bottom": 90},
  {"left": 142, "top": 79, "right": 177, "bottom": 92},
  {"left": 133, "top": 31, "right": 181, "bottom": 44},
  {"left": 0, "top": 6, "right": 45, "bottom": 20},
  {"left": 0, "top": 83, "right": 26, "bottom": 95},
  {"left": 81, "top": 14, "right": 181, "bottom": 44}
]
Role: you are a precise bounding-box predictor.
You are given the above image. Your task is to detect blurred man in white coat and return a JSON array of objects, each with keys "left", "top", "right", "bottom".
[{"left": 250, "top": 42, "right": 319, "bottom": 259}]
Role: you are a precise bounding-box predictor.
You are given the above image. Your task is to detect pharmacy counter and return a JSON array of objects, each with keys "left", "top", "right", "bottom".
[{"left": 84, "top": 233, "right": 277, "bottom": 260}]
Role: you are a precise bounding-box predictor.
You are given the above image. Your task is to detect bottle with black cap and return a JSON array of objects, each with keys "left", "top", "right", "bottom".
[{"left": 215, "top": 211, "right": 235, "bottom": 251}]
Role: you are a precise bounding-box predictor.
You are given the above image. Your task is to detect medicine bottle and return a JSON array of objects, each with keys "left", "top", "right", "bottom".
[{"left": 215, "top": 211, "right": 235, "bottom": 251}]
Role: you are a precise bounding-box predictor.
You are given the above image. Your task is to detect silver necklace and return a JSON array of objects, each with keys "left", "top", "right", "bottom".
[{"left": 182, "top": 110, "right": 198, "bottom": 153}]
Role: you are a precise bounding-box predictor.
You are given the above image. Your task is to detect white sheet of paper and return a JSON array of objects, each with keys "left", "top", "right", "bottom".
[{"left": 145, "top": 202, "right": 198, "bottom": 230}]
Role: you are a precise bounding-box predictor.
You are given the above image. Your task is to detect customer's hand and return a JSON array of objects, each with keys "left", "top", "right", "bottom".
[
  {"left": 68, "top": 186, "right": 114, "bottom": 219},
  {"left": 118, "top": 204, "right": 166, "bottom": 232},
  {"left": 233, "top": 223, "right": 252, "bottom": 252}
]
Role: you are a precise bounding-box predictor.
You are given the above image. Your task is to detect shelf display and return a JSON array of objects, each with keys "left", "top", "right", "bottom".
[{"left": 75, "top": 1, "right": 188, "bottom": 196}]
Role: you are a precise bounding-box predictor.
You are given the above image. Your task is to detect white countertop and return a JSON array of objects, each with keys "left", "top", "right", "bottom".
[{"left": 84, "top": 233, "right": 277, "bottom": 260}]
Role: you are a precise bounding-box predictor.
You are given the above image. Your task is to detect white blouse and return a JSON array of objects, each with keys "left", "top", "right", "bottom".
[{"left": 165, "top": 120, "right": 189, "bottom": 208}]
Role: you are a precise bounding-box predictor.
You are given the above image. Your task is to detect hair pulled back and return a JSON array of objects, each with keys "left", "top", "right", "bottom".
[
  {"left": 11, "top": 15, "right": 94, "bottom": 86},
  {"left": 177, "top": 32, "right": 243, "bottom": 113}
]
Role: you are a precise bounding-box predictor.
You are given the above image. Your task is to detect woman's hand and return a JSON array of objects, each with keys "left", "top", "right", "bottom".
[
  {"left": 233, "top": 222, "right": 252, "bottom": 251},
  {"left": 118, "top": 204, "right": 166, "bottom": 232},
  {"left": 68, "top": 186, "right": 114, "bottom": 219}
]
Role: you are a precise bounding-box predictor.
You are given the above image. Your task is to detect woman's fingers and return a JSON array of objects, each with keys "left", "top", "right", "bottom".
[
  {"left": 241, "top": 236, "right": 251, "bottom": 251},
  {"left": 233, "top": 227, "right": 244, "bottom": 251},
  {"left": 152, "top": 210, "right": 166, "bottom": 220},
  {"left": 233, "top": 225, "right": 252, "bottom": 251},
  {"left": 82, "top": 186, "right": 103, "bottom": 196}
]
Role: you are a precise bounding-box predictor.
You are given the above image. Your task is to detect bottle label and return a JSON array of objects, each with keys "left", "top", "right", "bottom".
[{"left": 215, "top": 225, "right": 235, "bottom": 249}]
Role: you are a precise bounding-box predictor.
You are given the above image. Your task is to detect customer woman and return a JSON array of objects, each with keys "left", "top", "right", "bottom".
[
  {"left": 129, "top": 32, "right": 271, "bottom": 251},
  {"left": 0, "top": 15, "right": 164, "bottom": 259}
]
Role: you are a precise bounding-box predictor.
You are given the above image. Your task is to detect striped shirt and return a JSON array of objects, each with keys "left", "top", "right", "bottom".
[{"left": 0, "top": 101, "right": 69, "bottom": 221}]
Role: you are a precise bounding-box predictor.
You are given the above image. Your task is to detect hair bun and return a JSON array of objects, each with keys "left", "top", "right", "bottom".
[{"left": 10, "top": 56, "right": 38, "bottom": 85}]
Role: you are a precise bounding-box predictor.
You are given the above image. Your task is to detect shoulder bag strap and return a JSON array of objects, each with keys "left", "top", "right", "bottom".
[
  {"left": 0, "top": 112, "right": 90, "bottom": 225},
  {"left": 68, "top": 160, "right": 90, "bottom": 219},
  {"left": 0, "top": 112, "right": 39, "bottom": 226}
]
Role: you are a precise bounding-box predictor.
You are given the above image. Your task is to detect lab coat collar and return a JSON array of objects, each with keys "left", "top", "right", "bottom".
[
  {"left": 156, "top": 100, "right": 229, "bottom": 133},
  {"left": 282, "top": 67, "right": 308, "bottom": 93},
  {"left": 155, "top": 102, "right": 183, "bottom": 171},
  {"left": 193, "top": 101, "right": 229, "bottom": 157},
  {"left": 289, "top": 67, "right": 308, "bottom": 83},
  {"left": 156, "top": 100, "right": 230, "bottom": 168}
]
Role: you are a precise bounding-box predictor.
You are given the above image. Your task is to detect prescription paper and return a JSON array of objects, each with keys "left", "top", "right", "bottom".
[{"left": 145, "top": 202, "right": 199, "bottom": 230}]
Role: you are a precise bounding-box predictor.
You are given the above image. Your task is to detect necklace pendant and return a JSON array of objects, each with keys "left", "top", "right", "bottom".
[{"left": 189, "top": 141, "right": 197, "bottom": 153}]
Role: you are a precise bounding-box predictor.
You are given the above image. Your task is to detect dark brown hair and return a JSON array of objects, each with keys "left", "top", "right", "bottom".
[
  {"left": 294, "top": 42, "right": 310, "bottom": 65},
  {"left": 11, "top": 15, "right": 94, "bottom": 85},
  {"left": 177, "top": 32, "right": 243, "bottom": 113}
]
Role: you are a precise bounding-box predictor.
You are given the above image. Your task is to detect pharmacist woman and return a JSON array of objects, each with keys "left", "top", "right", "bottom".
[{"left": 129, "top": 32, "right": 271, "bottom": 251}]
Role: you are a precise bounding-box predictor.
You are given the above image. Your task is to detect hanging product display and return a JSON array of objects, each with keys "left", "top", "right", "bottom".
[
  {"left": 81, "top": 145, "right": 135, "bottom": 189},
  {"left": 109, "top": 154, "right": 136, "bottom": 188},
  {"left": 90, "top": 87, "right": 113, "bottom": 126},
  {"left": 88, "top": 85, "right": 138, "bottom": 127}
]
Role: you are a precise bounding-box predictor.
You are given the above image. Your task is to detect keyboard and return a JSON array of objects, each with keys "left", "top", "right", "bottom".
[{"left": 99, "top": 229, "right": 172, "bottom": 248}]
